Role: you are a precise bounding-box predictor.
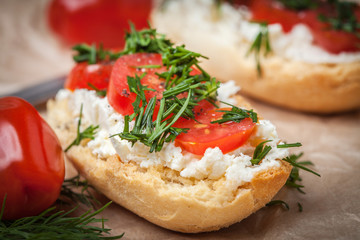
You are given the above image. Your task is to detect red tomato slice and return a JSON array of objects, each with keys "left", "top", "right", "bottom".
[
  {"left": 65, "top": 61, "right": 113, "bottom": 91},
  {"left": 174, "top": 108, "right": 256, "bottom": 155},
  {"left": 108, "top": 53, "right": 168, "bottom": 115},
  {"left": 0, "top": 97, "right": 65, "bottom": 220}
]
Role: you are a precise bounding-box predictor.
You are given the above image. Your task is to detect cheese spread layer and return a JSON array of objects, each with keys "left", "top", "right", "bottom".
[{"left": 56, "top": 81, "right": 289, "bottom": 189}]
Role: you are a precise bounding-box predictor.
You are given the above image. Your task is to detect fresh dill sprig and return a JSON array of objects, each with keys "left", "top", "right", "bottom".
[
  {"left": 160, "top": 45, "right": 220, "bottom": 111},
  {"left": 277, "top": 0, "right": 319, "bottom": 10},
  {"left": 277, "top": 142, "right": 302, "bottom": 148},
  {"left": 64, "top": 104, "right": 99, "bottom": 152},
  {"left": 0, "top": 201, "right": 124, "bottom": 240},
  {"left": 266, "top": 200, "right": 303, "bottom": 212},
  {"left": 57, "top": 174, "right": 100, "bottom": 208},
  {"left": 247, "top": 22, "right": 272, "bottom": 77},
  {"left": 251, "top": 140, "right": 273, "bottom": 165},
  {"left": 251, "top": 141, "right": 319, "bottom": 183},
  {"left": 283, "top": 153, "right": 320, "bottom": 193},
  {"left": 109, "top": 27, "right": 221, "bottom": 153},
  {"left": 263, "top": 148, "right": 319, "bottom": 212},
  {"left": 72, "top": 43, "right": 120, "bottom": 64},
  {"left": 210, "top": 101, "right": 258, "bottom": 124},
  {"left": 121, "top": 22, "right": 174, "bottom": 55},
  {"left": 318, "top": 0, "right": 360, "bottom": 38},
  {"left": 72, "top": 22, "right": 173, "bottom": 65},
  {"left": 266, "top": 200, "right": 290, "bottom": 210},
  {"left": 111, "top": 74, "right": 192, "bottom": 153},
  {"left": 159, "top": 44, "right": 219, "bottom": 105},
  {"left": 121, "top": 23, "right": 173, "bottom": 55},
  {"left": 297, "top": 202, "right": 303, "bottom": 212},
  {"left": 87, "top": 83, "right": 107, "bottom": 97},
  {"left": 130, "top": 65, "right": 162, "bottom": 69}
]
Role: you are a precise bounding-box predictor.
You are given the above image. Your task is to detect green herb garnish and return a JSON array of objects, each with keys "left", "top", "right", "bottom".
[
  {"left": 283, "top": 153, "right": 320, "bottom": 193},
  {"left": 111, "top": 74, "right": 192, "bottom": 153},
  {"left": 129, "top": 65, "right": 162, "bottom": 69},
  {"left": 108, "top": 27, "right": 221, "bottom": 152},
  {"left": 121, "top": 23, "right": 174, "bottom": 55},
  {"left": 266, "top": 200, "right": 290, "bottom": 210},
  {"left": 211, "top": 101, "right": 258, "bottom": 124},
  {"left": 277, "top": 0, "right": 318, "bottom": 10},
  {"left": 57, "top": 174, "right": 100, "bottom": 208},
  {"left": 64, "top": 104, "right": 99, "bottom": 152},
  {"left": 0, "top": 201, "right": 124, "bottom": 240},
  {"left": 277, "top": 142, "right": 302, "bottom": 148},
  {"left": 247, "top": 22, "right": 272, "bottom": 77},
  {"left": 72, "top": 43, "right": 120, "bottom": 64},
  {"left": 251, "top": 140, "right": 273, "bottom": 165},
  {"left": 72, "top": 23, "right": 173, "bottom": 65},
  {"left": 87, "top": 83, "right": 107, "bottom": 97},
  {"left": 251, "top": 141, "right": 320, "bottom": 192},
  {"left": 297, "top": 202, "right": 303, "bottom": 212},
  {"left": 259, "top": 146, "right": 319, "bottom": 212}
]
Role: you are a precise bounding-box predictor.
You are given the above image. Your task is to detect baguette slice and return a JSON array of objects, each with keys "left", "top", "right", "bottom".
[
  {"left": 46, "top": 95, "right": 291, "bottom": 233},
  {"left": 151, "top": 1, "right": 360, "bottom": 114}
]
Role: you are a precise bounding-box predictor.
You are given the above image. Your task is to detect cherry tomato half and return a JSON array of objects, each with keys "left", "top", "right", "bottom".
[
  {"left": 47, "top": 0, "right": 152, "bottom": 48},
  {"left": 174, "top": 108, "right": 256, "bottom": 155},
  {"left": 0, "top": 97, "right": 65, "bottom": 220},
  {"left": 65, "top": 61, "right": 113, "bottom": 91},
  {"left": 108, "top": 53, "right": 168, "bottom": 115}
]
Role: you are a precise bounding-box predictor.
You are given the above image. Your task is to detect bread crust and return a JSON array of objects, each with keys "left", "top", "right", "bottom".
[
  {"left": 47, "top": 97, "right": 291, "bottom": 233},
  {"left": 151, "top": 5, "right": 360, "bottom": 114}
]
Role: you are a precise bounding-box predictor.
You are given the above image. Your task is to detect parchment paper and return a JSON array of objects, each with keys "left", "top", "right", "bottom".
[{"left": 0, "top": 1, "right": 359, "bottom": 239}]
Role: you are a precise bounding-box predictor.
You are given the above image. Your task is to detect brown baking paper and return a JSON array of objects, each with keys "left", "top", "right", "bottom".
[{"left": 1, "top": 0, "right": 359, "bottom": 239}]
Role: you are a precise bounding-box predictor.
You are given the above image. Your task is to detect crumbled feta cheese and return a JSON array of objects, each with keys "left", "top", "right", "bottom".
[{"left": 57, "top": 85, "right": 287, "bottom": 189}]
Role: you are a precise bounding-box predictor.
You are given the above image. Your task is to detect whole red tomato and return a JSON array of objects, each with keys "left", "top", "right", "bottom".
[
  {"left": 0, "top": 97, "right": 65, "bottom": 220},
  {"left": 47, "top": 0, "right": 152, "bottom": 48}
]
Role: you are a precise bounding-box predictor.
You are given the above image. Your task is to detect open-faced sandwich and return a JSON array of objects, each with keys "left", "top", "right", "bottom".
[
  {"left": 47, "top": 26, "right": 307, "bottom": 233},
  {"left": 152, "top": 0, "right": 360, "bottom": 113}
]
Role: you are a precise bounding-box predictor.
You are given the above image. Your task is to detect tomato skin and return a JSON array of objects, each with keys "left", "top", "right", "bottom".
[
  {"left": 47, "top": 0, "right": 152, "bottom": 48},
  {"left": 0, "top": 97, "right": 65, "bottom": 220},
  {"left": 174, "top": 108, "right": 256, "bottom": 155},
  {"left": 108, "top": 53, "right": 167, "bottom": 115},
  {"left": 248, "top": 0, "right": 360, "bottom": 53},
  {"left": 65, "top": 61, "right": 113, "bottom": 91}
]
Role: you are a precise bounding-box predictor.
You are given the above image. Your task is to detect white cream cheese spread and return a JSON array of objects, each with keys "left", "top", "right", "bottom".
[
  {"left": 152, "top": 0, "right": 360, "bottom": 64},
  {"left": 56, "top": 81, "right": 289, "bottom": 189}
]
